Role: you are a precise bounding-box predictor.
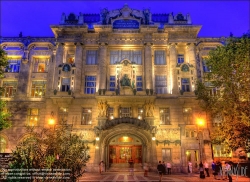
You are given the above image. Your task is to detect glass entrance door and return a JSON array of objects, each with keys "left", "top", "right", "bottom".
[{"left": 109, "top": 145, "right": 142, "bottom": 163}]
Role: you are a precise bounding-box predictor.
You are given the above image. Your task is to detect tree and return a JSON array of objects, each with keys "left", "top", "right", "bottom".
[
  {"left": 0, "top": 48, "right": 12, "bottom": 131},
  {"left": 196, "top": 33, "right": 250, "bottom": 154},
  {"left": 9, "top": 126, "right": 90, "bottom": 182}
]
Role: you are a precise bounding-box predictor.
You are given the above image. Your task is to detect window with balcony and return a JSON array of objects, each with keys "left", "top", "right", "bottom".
[
  {"left": 85, "top": 76, "right": 96, "bottom": 94},
  {"left": 61, "top": 78, "right": 70, "bottom": 92},
  {"left": 110, "top": 76, "right": 116, "bottom": 91},
  {"left": 181, "top": 78, "right": 190, "bottom": 92},
  {"left": 2, "top": 81, "right": 17, "bottom": 98},
  {"left": 86, "top": 50, "right": 98, "bottom": 65},
  {"left": 159, "top": 108, "right": 170, "bottom": 125},
  {"left": 27, "top": 108, "right": 39, "bottom": 126},
  {"left": 155, "top": 75, "right": 167, "bottom": 94},
  {"left": 5, "top": 59, "right": 20, "bottom": 73},
  {"left": 154, "top": 50, "right": 166, "bottom": 65},
  {"left": 136, "top": 76, "right": 143, "bottom": 91},
  {"left": 33, "top": 58, "right": 49, "bottom": 72},
  {"left": 82, "top": 108, "right": 92, "bottom": 125},
  {"left": 31, "top": 81, "right": 46, "bottom": 98}
]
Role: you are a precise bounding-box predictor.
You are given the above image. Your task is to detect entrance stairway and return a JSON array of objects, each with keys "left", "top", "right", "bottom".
[{"left": 108, "top": 163, "right": 144, "bottom": 172}]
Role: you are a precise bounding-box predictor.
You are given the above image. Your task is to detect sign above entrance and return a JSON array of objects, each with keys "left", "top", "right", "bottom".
[{"left": 113, "top": 19, "right": 139, "bottom": 29}]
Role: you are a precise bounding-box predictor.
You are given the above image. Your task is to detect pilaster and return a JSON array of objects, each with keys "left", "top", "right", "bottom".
[
  {"left": 144, "top": 43, "right": 153, "bottom": 90},
  {"left": 186, "top": 43, "right": 197, "bottom": 92},
  {"left": 53, "top": 43, "right": 64, "bottom": 91},
  {"left": 98, "top": 43, "right": 108, "bottom": 90},
  {"left": 74, "top": 43, "right": 83, "bottom": 94},
  {"left": 169, "top": 44, "right": 178, "bottom": 94}
]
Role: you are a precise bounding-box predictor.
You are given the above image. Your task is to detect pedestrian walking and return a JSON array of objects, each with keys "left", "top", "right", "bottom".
[
  {"left": 143, "top": 162, "right": 149, "bottom": 177},
  {"left": 204, "top": 161, "right": 210, "bottom": 177},
  {"left": 157, "top": 161, "right": 165, "bottom": 182},
  {"left": 162, "top": 161, "right": 166, "bottom": 175},
  {"left": 188, "top": 161, "right": 192, "bottom": 175},
  {"left": 199, "top": 162, "right": 206, "bottom": 179},
  {"left": 166, "top": 162, "right": 172, "bottom": 175},
  {"left": 225, "top": 162, "right": 232, "bottom": 182},
  {"left": 214, "top": 161, "right": 222, "bottom": 180},
  {"left": 99, "top": 161, "right": 105, "bottom": 174}
]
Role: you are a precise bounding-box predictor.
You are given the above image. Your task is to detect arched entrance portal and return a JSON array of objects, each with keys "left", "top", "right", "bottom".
[
  {"left": 95, "top": 121, "right": 157, "bottom": 171},
  {"left": 109, "top": 134, "right": 142, "bottom": 164}
]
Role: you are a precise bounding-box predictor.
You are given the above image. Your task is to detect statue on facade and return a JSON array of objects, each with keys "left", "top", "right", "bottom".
[
  {"left": 120, "top": 74, "right": 131, "bottom": 87},
  {"left": 98, "top": 100, "right": 108, "bottom": 117},
  {"left": 143, "top": 9, "right": 150, "bottom": 25},
  {"left": 100, "top": 8, "right": 109, "bottom": 25},
  {"left": 144, "top": 101, "right": 154, "bottom": 117}
]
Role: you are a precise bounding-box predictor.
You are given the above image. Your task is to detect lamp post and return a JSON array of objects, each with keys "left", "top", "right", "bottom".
[
  {"left": 48, "top": 111, "right": 55, "bottom": 130},
  {"left": 196, "top": 117, "right": 204, "bottom": 163}
]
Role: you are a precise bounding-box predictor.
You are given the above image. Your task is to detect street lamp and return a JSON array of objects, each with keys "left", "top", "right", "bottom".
[
  {"left": 48, "top": 111, "right": 55, "bottom": 129},
  {"left": 196, "top": 117, "right": 205, "bottom": 163}
]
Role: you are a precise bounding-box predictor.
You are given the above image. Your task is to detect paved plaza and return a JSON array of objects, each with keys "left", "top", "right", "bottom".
[{"left": 78, "top": 172, "right": 250, "bottom": 182}]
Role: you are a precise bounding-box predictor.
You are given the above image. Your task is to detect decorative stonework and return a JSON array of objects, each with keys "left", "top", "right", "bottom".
[
  {"left": 78, "top": 130, "right": 95, "bottom": 140},
  {"left": 97, "top": 100, "right": 108, "bottom": 117},
  {"left": 156, "top": 129, "right": 180, "bottom": 141}
]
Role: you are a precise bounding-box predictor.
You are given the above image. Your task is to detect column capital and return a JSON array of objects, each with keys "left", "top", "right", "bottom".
[
  {"left": 98, "top": 42, "right": 108, "bottom": 47},
  {"left": 144, "top": 42, "right": 153, "bottom": 47}
]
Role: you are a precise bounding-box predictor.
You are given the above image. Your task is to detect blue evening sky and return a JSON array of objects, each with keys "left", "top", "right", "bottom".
[{"left": 1, "top": 1, "right": 249, "bottom": 38}]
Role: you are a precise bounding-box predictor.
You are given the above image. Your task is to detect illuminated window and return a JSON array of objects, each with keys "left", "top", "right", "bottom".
[
  {"left": 162, "top": 148, "right": 171, "bottom": 161},
  {"left": 5, "top": 59, "right": 20, "bottom": 73},
  {"left": 183, "top": 108, "right": 193, "bottom": 125},
  {"left": 181, "top": 78, "right": 190, "bottom": 92},
  {"left": 85, "top": 76, "right": 96, "bottom": 94},
  {"left": 61, "top": 78, "right": 70, "bottom": 92},
  {"left": 67, "top": 55, "right": 75, "bottom": 64},
  {"left": 110, "top": 76, "right": 116, "bottom": 91},
  {"left": 120, "top": 107, "right": 131, "bottom": 118},
  {"left": 82, "top": 108, "right": 92, "bottom": 125},
  {"left": 159, "top": 108, "right": 170, "bottom": 125},
  {"left": 155, "top": 75, "right": 167, "bottom": 94},
  {"left": 154, "top": 50, "right": 166, "bottom": 65},
  {"left": 58, "top": 107, "right": 68, "bottom": 124},
  {"left": 213, "top": 145, "right": 231, "bottom": 158},
  {"left": 33, "top": 58, "right": 49, "bottom": 72},
  {"left": 110, "top": 50, "right": 142, "bottom": 65},
  {"left": 136, "top": 76, "right": 143, "bottom": 91},
  {"left": 177, "top": 54, "right": 184, "bottom": 64},
  {"left": 108, "top": 107, "right": 114, "bottom": 120},
  {"left": 86, "top": 50, "right": 98, "bottom": 65},
  {"left": 138, "top": 108, "right": 143, "bottom": 120},
  {"left": 2, "top": 81, "right": 17, "bottom": 98},
  {"left": 27, "top": 108, "right": 39, "bottom": 126},
  {"left": 31, "top": 81, "right": 46, "bottom": 98}
]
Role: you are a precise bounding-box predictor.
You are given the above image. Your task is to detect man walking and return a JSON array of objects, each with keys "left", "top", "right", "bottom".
[
  {"left": 157, "top": 161, "right": 165, "bottom": 182},
  {"left": 166, "top": 162, "right": 172, "bottom": 175},
  {"left": 204, "top": 161, "right": 210, "bottom": 177}
]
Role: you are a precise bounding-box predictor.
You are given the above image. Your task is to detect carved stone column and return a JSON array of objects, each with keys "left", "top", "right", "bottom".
[
  {"left": 53, "top": 43, "right": 64, "bottom": 91},
  {"left": 169, "top": 44, "right": 178, "bottom": 94},
  {"left": 74, "top": 43, "right": 83, "bottom": 93},
  {"left": 186, "top": 43, "right": 197, "bottom": 92},
  {"left": 98, "top": 43, "right": 108, "bottom": 91},
  {"left": 144, "top": 43, "right": 153, "bottom": 90},
  {"left": 113, "top": 105, "right": 119, "bottom": 118}
]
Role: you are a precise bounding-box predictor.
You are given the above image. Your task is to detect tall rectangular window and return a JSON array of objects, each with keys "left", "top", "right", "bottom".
[
  {"left": 58, "top": 107, "right": 68, "bottom": 124},
  {"left": 85, "top": 76, "right": 96, "bottom": 94},
  {"left": 155, "top": 76, "right": 167, "bottom": 94},
  {"left": 181, "top": 78, "right": 190, "bottom": 92},
  {"left": 86, "top": 50, "right": 98, "bottom": 65},
  {"left": 183, "top": 107, "right": 193, "bottom": 125},
  {"left": 108, "top": 107, "right": 114, "bottom": 120},
  {"left": 177, "top": 54, "right": 184, "bottom": 64},
  {"left": 162, "top": 148, "right": 171, "bottom": 161},
  {"left": 33, "top": 58, "right": 49, "bottom": 72},
  {"left": 154, "top": 50, "right": 166, "bottom": 65},
  {"left": 110, "top": 76, "right": 116, "bottom": 91},
  {"left": 27, "top": 108, "right": 39, "bottom": 126},
  {"left": 159, "top": 108, "right": 170, "bottom": 125},
  {"left": 82, "top": 108, "right": 92, "bottom": 125},
  {"left": 2, "top": 81, "right": 17, "bottom": 97},
  {"left": 110, "top": 50, "right": 119, "bottom": 65},
  {"left": 202, "top": 60, "right": 211, "bottom": 72},
  {"left": 132, "top": 51, "right": 142, "bottom": 64},
  {"left": 61, "top": 78, "right": 70, "bottom": 92},
  {"left": 31, "top": 81, "right": 46, "bottom": 98},
  {"left": 5, "top": 59, "right": 20, "bottom": 73},
  {"left": 136, "top": 76, "right": 143, "bottom": 91}
]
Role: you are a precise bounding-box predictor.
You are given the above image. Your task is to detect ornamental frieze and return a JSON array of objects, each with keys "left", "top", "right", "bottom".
[
  {"left": 156, "top": 128, "right": 180, "bottom": 141},
  {"left": 78, "top": 130, "right": 95, "bottom": 140}
]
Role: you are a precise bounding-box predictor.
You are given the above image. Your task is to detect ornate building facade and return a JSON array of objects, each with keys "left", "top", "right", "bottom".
[{"left": 0, "top": 5, "right": 227, "bottom": 172}]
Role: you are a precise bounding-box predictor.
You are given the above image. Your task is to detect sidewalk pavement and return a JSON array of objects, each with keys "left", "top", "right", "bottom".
[{"left": 78, "top": 171, "right": 250, "bottom": 182}]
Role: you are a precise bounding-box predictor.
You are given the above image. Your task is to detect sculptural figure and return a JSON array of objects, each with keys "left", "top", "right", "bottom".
[
  {"left": 100, "top": 8, "right": 109, "bottom": 25},
  {"left": 98, "top": 101, "right": 108, "bottom": 117},
  {"left": 120, "top": 74, "right": 131, "bottom": 86},
  {"left": 144, "top": 101, "right": 154, "bottom": 117}
]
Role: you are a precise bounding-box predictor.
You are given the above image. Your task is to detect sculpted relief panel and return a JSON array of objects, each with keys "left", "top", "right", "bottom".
[
  {"left": 79, "top": 130, "right": 95, "bottom": 140},
  {"left": 156, "top": 129, "right": 180, "bottom": 141}
]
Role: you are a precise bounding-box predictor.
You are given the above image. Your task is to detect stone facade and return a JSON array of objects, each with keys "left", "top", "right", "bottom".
[{"left": 0, "top": 5, "right": 225, "bottom": 172}]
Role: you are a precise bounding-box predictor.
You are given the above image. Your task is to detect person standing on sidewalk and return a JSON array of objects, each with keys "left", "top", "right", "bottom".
[
  {"left": 188, "top": 161, "right": 192, "bottom": 175},
  {"left": 204, "top": 161, "right": 210, "bottom": 177},
  {"left": 166, "top": 162, "right": 172, "bottom": 175},
  {"left": 143, "top": 162, "right": 149, "bottom": 177},
  {"left": 99, "top": 161, "right": 105, "bottom": 174},
  {"left": 157, "top": 161, "right": 165, "bottom": 182}
]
